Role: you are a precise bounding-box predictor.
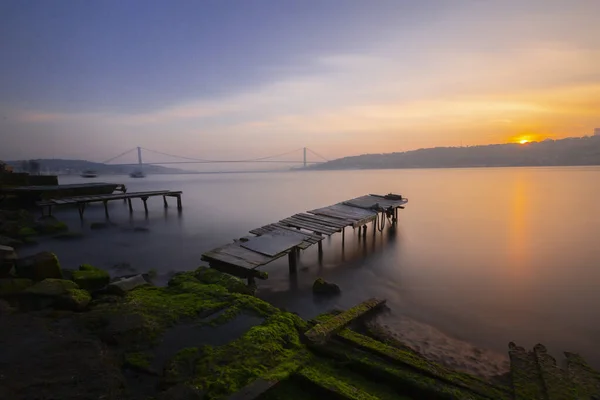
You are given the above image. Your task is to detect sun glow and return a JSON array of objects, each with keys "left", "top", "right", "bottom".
[{"left": 519, "top": 139, "right": 529, "bottom": 144}]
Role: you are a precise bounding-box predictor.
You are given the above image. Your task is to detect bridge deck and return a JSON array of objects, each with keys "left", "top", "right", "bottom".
[
  {"left": 202, "top": 194, "right": 408, "bottom": 281},
  {"left": 36, "top": 190, "right": 183, "bottom": 219}
]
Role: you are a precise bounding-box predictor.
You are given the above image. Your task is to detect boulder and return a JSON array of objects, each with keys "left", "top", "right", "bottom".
[
  {"left": 25, "top": 279, "right": 78, "bottom": 297},
  {"left": 58, "top": 288, "right": 92, "bottom": 311},
  {"left": 0, "top": 299, "right": 15, "bottom": 315},
  {"left": 17, "top": 227, "right": 37, "bottom": 237},
  {"left": 107, "top": 274, "right": 149, "bottom": 295},
  {"left": 72, "top": 264, "right": 110, "bottom": 291},
  {"left": 0, "top": 245, "right": 18, "bottom": 277},
  {"left": 15, "top": 252, "right": 62, "bottom": 281},
  {"left": 0, "top": 235, "right": 22, "bottom": 248},
  {"left": 312, "top": 278, "right": 341, "bottom": 296},
  {"left": 0, "top": 278, "right": 33, "bottom": 297},
  {"left": 34, "top": 217, "right": 68, "bottom": 234}
]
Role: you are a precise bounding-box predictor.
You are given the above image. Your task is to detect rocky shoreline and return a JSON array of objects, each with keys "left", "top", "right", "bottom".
[{"left": 1, "top": 208, "right": 600, "bottom": 399}]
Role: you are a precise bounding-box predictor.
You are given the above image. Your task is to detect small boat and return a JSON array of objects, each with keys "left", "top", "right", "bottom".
[
  {"left": 81, "top": 170, "right": 97, "bottom": 178},
  {"left": 129, "top": 170, "right": 146, "bottom": 178}
]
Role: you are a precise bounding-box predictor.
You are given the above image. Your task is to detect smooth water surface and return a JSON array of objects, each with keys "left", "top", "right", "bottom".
[{"left": 25, "top": 167, "right": 600, "bottom": 371}]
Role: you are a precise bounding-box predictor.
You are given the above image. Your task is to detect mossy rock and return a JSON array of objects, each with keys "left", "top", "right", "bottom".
[
  {"left": 17, "top": 227, "right": 37, "bottom": 237},
  {"left": 193, "top": 266, "right": 254, "bottom": 295},
  {"left": 34, "top": 218, "right": 68, "bottom": 234},
  {"left": 25, "top": 278, "right": 79, "bottom": 296},
  {"left": 312, "top": 278, "right": 341, "bottom": 296},
  {"left": 57, "top": 288, "right": 91, "bottom": 311},
  {"left": 124, "top": 351, "right": 156, "bottom": 374},
  {"left": 0, "top": 278, "right": 33, "bottom": 297},
  {"left": 53, "top": 231, "right": 84, "bottom": 241},
  {"left": 15, "top": 252, "right": 62, "bottom": 281},
  {"left": 73, "top": 264, "right": 110, "bottom": 291}
]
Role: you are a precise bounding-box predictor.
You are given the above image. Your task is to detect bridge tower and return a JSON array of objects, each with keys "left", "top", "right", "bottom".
[
  {"left": 303, "top": 147, "right": 307, "bottom": 168},
  {"left": 137, "top": 147, "right": 143, "bottom": 166}
]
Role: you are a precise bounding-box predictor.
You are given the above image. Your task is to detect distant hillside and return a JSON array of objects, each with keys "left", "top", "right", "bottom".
[
  {"left": 311, "top": 136, "right": 600, "bottom": 170},
  {"left": 6, "top": 159, "right": 194, "bottom": 175}
]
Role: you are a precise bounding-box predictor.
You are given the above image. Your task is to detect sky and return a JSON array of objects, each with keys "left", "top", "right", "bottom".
[{"left": 1, "top": 0, "right": 599, "bottom": 164}]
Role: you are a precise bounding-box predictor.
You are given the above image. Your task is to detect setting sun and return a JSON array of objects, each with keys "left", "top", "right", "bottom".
[{"left": 519, "top": 139, "right": 529, "bottom": 144}]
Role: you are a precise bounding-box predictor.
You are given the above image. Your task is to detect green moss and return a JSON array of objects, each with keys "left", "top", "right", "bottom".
[
  {"left": 310, "top": 341, "right": 489, "bottom": 400},
  {"left": 72, "top": 264, "right": 110, "bottom": 291},
  {"left": 61, "top": 288, "right": 92, "bottom": 311},
  {"left": 25, "top": 278, "right": 78, "bottom": 296},
  {"left": 297, "top": 359, "right": 408, "bottom": 400},
  {"left": 189, "top": 312, "right": 307, "bottom": 399},
  {"left": 338, "top": 329, "right": 511, "bottom": 399},
  {"left": 258, "top": 379, "right": 314, "bottom": 400},
  {"left": 0, "top": 278, "right": 33, "bottom": 296},
  {"left": 305, "top": 298, "right": 385, "bottom": 343},
  {"left": 17, "top": 227, "right": 37, "bottom": 237},
  {"left": 124, "top": 351, "right": 153, "bottom": 370},
  {"left": 164, "top": 347, "right": 203, "bottom": 384},
  {"left": 193, "top": 266, "right": 254, "bottom": 295}
]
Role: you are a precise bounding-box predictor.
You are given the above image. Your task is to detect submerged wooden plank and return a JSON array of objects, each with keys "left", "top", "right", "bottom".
[{"left": 305, "top": 298, "right": 386, "bottom": 344}]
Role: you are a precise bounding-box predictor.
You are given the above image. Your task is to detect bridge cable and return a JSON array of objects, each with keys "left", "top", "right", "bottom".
[
  {"left": 306, "top": 148, "right": 329, "bottom": 162},
  {"left": 101, "top": 148, "right": 137, "bottom": 164},
  {"left": 140, "top": 147, "right": 304, "bottom": 163}
]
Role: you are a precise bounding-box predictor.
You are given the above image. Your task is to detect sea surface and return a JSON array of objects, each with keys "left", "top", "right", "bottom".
[{"left": 23, "top": 167, "right": 600, "bottom": 373}]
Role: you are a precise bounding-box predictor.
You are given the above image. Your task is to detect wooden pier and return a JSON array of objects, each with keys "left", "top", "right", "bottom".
[
  {"left": 36, "top": 190, "right": 183, "bottom": 220},
  {"left": 201, "top": 193, "right": 407, "bottom": 282}
]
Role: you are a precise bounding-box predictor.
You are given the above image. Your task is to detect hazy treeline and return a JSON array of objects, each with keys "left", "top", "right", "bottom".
[{"left": 312, "top": 136, "right": 600, "bottom": 170}]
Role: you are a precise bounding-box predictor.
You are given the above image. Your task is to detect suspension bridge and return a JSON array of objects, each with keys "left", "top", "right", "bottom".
[{"left": 100, "top": 147, "right": 329, "bottom": 169}]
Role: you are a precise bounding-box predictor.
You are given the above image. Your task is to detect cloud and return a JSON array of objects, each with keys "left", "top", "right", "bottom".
[{"left": 6, "top": 37, "right": 600, "bottom": 159}]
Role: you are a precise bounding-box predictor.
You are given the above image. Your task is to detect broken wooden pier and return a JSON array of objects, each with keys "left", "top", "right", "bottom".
[
  {"left": 36, "top": 190, "right": 183, "bottom": 220},
  {"left": 201, "top": 193, "right": 408, "bottom": 282}
]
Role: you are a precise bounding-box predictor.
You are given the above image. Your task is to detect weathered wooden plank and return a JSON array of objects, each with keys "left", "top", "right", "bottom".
[
  {"left": 343, "top": 195, "right": 408, "bottom": 210},
  {"left": 533, "top": 344, "right": 573, "bottom": 400},
  {"left": 305, "top": 298, "right": 386, "bottom": 344},
  {"left": 292, "top": 213, "right": 351, "bottom": 228},
  {"left": 241, "top": 233, "right": 305, "bottom": 257},
  {"left": 279, "top": 218, "right": 338, "bottom": 235},
  {"left": 216, "top": 243, "right": 276, "bottom": 264},
  {"left": 283, "top": 216, "right": 339, "bottom": 233},
  {"left": 270, "top": 224, "right": 324, "bottom": 241},
  {"left": 325, "top": 204, "right": 378, "bottom": 218},
  {"left": 206, "top": 261, "right": 268, "bottom": 280},
  {"left": 337, "top": 329, "right": 512, "bottom": 400},
  {"left": 508, "top": 343, "right": 546, "bottom": 400},
  {"left": 202, "top": 252, "right": 257, "bottom": 269}
]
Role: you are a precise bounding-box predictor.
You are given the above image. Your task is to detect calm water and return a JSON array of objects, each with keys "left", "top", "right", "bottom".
[{"left": 24, "top": 167, "right": 600, "bottom": 370}]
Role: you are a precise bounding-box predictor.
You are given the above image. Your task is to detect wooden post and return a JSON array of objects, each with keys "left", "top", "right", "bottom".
[
  {"left": 163, "top": 196, "right": 168, "bottom": 208},
  {"left": 358, "top": 226, "right": 361, "bottom": 237},
  {"left": 77, "top": 204, "right": 85, "bottom": 221},
  {"left": 142, "top": 197, "right": 148, "bottom": 213},
  {"left": 372, "top": 219, "right": 376, "bottom": 236},
  {"left": 318, "top": 239, "right": 323, "bottom": 255},
  {"left": 176, "top": 195, "right": 182, "bottom": 210},
  {"left": 127, "top": 198, "right": 133, "bottom": 213},
  {"left": 288, "top": 247, "right": 297, "bottom": 274},
  {"left": 394, "top": 207, "right": 398, "bottom": 224},
  {"left": 103, "top": 200, "right": 109, "bottom": 219},
  {"left": 342, "top": 227, "right": 345, "bottom": 245},
  {"left": 362, "top": 225, "right": 367, "bottom": 236}
]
